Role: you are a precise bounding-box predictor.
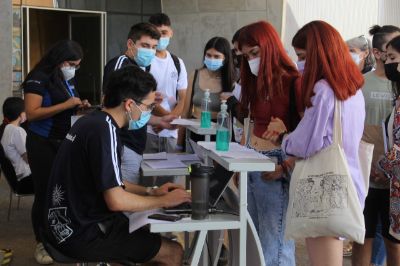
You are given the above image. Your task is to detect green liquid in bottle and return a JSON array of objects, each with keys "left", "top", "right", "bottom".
[
  {"left": 216, "top": 128, "right": 230, "bottom": 151},
  {"left": 200, "top": 111, "right": 211, "bottom": 128}
]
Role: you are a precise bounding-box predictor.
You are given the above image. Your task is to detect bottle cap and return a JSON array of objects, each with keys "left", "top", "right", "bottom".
[
  {"left": 205, "top": 89, "right": 210, "bottom": 98},
  {"left": 221, "top": 100, "right": 227, "bottom": 111}
]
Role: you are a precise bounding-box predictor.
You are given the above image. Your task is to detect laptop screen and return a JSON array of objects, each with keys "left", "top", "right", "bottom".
[
  {"left": 189, "top": 140, "right": 234, "bottom": 207},
  {"left": 209, "top": 164, "right": 234, "bottom": 207}
]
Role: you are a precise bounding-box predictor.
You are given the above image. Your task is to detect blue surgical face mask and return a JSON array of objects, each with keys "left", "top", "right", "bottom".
[
  {"left": 134, "top": 47, "right": 156, "bottom": 67},
  {"left": 157, "top": 37, "right": 170, "bottom": 51},
  {"left": 204, "top": 57, "right": 224, "bottom": 71},
  {"left": 127, "top": 103, "right": 152, "bottom": 130}
]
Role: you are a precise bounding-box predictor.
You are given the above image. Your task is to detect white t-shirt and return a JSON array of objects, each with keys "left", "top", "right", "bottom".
[
  {"left": 1, "top": 124, "right": 31, "bottom": 180},
  {"left": 148, "top": 51, "right": 188, "bottom": 138}
]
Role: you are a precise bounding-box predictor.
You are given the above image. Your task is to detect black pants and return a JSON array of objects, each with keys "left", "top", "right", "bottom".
[{"left": 26, "top": 131, "right": 62, "bottom": 242}]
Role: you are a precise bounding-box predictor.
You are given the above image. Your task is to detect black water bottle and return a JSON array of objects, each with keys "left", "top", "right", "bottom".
[{"left": 190, "top": 163, "right": 214, "bottom": 220}]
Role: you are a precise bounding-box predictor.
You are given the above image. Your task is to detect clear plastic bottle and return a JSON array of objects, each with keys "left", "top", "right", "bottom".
[
  {"left": 216, "top": 100, "right": 231, "bottom": 151},
  {"left": 200, "top": 89, "right": 211, "bottom": 128}
]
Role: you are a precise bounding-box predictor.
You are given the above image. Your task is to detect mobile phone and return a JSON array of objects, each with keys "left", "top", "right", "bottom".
[{"left": 148, "top": 213, "right": 182, "bottom": 222}]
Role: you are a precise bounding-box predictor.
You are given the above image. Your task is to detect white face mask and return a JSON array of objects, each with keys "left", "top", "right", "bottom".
[
  {"left": 248, "top": 57, "right": 260, "bottom": 76},
  {"left": 61, "top": 66, "right": 76, "bottom": 81},
  {"left": 350, "top": 52, "right": 361, "bottom": 66},
  {"left": 296, "top": 60, "right": 306, "bottom": 73}
]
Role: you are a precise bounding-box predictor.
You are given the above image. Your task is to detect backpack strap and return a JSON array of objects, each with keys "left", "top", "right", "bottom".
[
  {"left": 170, "top": 53, "right": 181, "bottom": 80},
  {"left": 189, "top": 69, "right": 199, "bottom": 117}
]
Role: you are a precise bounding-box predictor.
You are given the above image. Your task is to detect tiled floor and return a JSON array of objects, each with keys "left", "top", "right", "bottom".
[{"left": 0, "top": 177, "right": 354, "bottom": 266}]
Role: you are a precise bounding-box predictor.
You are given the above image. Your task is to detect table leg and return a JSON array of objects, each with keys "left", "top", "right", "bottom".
[
  {"left": 188, "top": 230, "right": 207, "bottom": 266},
  {"left": 239, "top": 171, "right": 247, "bottom": 266}
]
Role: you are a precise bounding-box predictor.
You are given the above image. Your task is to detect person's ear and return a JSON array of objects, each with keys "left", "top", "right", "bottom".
[
  {"left": 124, "top": 99, "right": 132, "bottom": 113},
  {"left": 170, "top": 29, "right": 174, "bottom": 39},
  {"left": 372, "top": 48, "right": 381, "bottom": 60}
]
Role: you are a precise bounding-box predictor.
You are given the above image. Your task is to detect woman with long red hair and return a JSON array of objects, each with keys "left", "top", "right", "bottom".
[
  {"left": 237, "top": 21, "right": 303, "bottom": 265},
  {"left": 274, "top": 21, "right": 366, "bottom": 265}
]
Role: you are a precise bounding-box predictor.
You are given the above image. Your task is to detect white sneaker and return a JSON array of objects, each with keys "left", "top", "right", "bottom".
[{"left": 34, "top": 243, "right": 53, "bottom": 265}]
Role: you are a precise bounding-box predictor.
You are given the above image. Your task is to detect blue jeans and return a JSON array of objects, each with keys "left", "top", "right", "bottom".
[
  {"left": 371, "top": 220, "right": 386, "bottom": 266},
  {"left": 248, "top": 172, "right": 295, "bottom": 266}
]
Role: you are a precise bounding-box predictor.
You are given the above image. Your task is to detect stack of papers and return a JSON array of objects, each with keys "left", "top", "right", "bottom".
[
  {"left": 198, "top": 141, "right": 270, "bottom": 160},
  {"left": 143, "top": 152, "right": 167, "bottom": 160},
  {"left": 142, "top": 152, "right": 200, "bottom": 169},
  {"left": 171, "top": 118, "right": 200, "bottom": 126},
  {"left": 145, "top": 160, "right": 187, "bottom": 169}
]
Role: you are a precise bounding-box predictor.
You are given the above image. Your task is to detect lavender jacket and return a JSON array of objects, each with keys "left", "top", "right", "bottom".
[{"left": 282, "top": 79, "right": 367, "bottom": 207}]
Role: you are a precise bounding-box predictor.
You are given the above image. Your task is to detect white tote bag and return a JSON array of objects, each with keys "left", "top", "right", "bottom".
[
  {"left": 358, "top": 140, "right": 374, "bottom": 192},
  {"left": 285, "top": 99, "right": 366, "bottom": 244}
]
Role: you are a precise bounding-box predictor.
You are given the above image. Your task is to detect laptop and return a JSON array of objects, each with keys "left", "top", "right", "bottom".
[{"left": 164, "top": 163, "right": 234, "bottom": 214}]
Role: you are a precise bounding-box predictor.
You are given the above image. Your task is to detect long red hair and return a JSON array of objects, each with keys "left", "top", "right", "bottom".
[
  {"left": 238, "top": 21, "right": 299, "bottom": 109},
  {"left": 292, "top": 21, "right": 364, "bottom": 107}
]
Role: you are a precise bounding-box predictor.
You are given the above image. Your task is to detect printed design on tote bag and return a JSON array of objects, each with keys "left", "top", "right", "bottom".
[{"left": 293, "top": 173, "right": 348, "bottom": 218}]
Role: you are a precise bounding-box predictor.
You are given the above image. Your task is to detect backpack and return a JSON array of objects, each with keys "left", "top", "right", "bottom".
[{"left": 146, "top": 53, "right": 181, "bottom": 99}]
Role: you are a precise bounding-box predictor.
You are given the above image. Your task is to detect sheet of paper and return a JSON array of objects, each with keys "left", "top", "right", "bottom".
[
  {"left": 167, "top": 153, "right": 200, "bottom": 161},
  {"left": 171, "top": 118, "right": 200, "bottom": 126},
  {"left": 198, "top": 141, "right": 270, "bottom": 160},
  {"left": 143, "top": 152, "right": 167, "bottom": 160},
  {"left": 145, "top": 159, "right": 188, "bottom": 169}
]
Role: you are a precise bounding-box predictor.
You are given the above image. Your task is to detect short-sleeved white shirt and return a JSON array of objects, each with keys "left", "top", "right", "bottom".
[
  {"left": 147, "top": 51, "right": 188, "bottom": 138},
  {"left": 1, "top": 124, "right": 31, "bottom": 180}
]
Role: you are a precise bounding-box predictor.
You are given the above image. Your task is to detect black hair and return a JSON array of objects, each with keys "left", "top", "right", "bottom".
[
  {"left": 127, "top": 22, "right": 161, "bottom": 42},
  {"left": 386, "top": 36, "right": 400, "bottom": 98},
  {"left": 3, "top": 97, "right": 24, "bottom": 122},
  {"left": 149, "top": 13, "right": 171, "bottom": 27},
  {"left": 21, "top": 40, "right": 83, "bottom": 89},
  {"left": 0, "top": 97, "right": 25, "bottom": 140},
  {"left": 103, "top": 66, "right": 157, "bottom": 108},
  {"left": 203, "top": 37, "right": 235, "bottom": 92},
  {"left": 232, "top": 27, "right": 243, "bottom": 44},
  {"left": 369, "top": 25, "right": 400, "bottom": 50}
]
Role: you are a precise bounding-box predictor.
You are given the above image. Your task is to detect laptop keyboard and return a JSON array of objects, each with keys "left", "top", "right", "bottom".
[{"left": 165, "top": 202, "right": 192, "bottom": 210}]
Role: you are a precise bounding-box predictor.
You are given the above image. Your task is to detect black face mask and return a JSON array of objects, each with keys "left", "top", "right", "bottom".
[{"left": 384, "top": 62, "right": 400, "bottom": 82}]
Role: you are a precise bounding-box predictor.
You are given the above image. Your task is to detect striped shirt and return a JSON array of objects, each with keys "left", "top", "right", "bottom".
[{"left": 45, "top": 110, "right": 123, "bottom": 245}]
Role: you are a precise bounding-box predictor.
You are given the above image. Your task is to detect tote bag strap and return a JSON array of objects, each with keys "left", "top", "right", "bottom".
[{"left": 333, "top": 98, "right": 343, "bottom": 147}]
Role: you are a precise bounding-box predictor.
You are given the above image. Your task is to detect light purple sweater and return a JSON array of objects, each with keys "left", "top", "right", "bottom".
[{"left": 282, "top": 79, "right": 367, "bottom": 207}]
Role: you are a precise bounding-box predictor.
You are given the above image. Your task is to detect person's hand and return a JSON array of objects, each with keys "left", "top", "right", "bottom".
[
  {"left": 64, "top": 97, "right": 82, "bottom": 109},
  {"left": 220, "top": 92, "right": 233, "bottom": 101},
  {"left": 155, "top": 92, "right": 163, "bottom": 105},
  {"left": 78, "top": 99, "right": 91, "bottom": 109},
  {"left": 261, "top": 117, "right": 287, "bottom": 143},
  {"left": 158, "top": 114, "right": 178, "bottom": 130},
  {"left": 162, "top": 188, "right": 191, "bottom": 208},
  {"left": 370, "top": 165, "right": 389, "bottom": 185},
  {"left": 150, "top": 183, "right": 185, "bottom": 196},
  {"left": 262, "top": 165, "right": 283, "bottom": 181}
]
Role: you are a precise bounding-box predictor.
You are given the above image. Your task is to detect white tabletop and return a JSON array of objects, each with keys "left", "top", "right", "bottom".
[{"left": 149, "top": 213, "right": 240, "bottom": 233}]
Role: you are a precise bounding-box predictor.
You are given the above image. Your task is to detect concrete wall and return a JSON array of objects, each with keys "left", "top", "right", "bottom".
[
  {"left": 282, "top": 0, "right": 400, "bottom": 61},
  {"left": 162, "top": 0, "right": 284, "bottom": 75},
  {"left": 0, "top": 0, "right": 13, "bottom": 112},
  {"left": 379, "top": 0, "right": 400, "bottom": 27}
]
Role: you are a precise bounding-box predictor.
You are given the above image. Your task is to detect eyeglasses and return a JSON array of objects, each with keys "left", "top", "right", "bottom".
[{"left": 134, "top": 100, "right": 156, "bottom": 112}]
